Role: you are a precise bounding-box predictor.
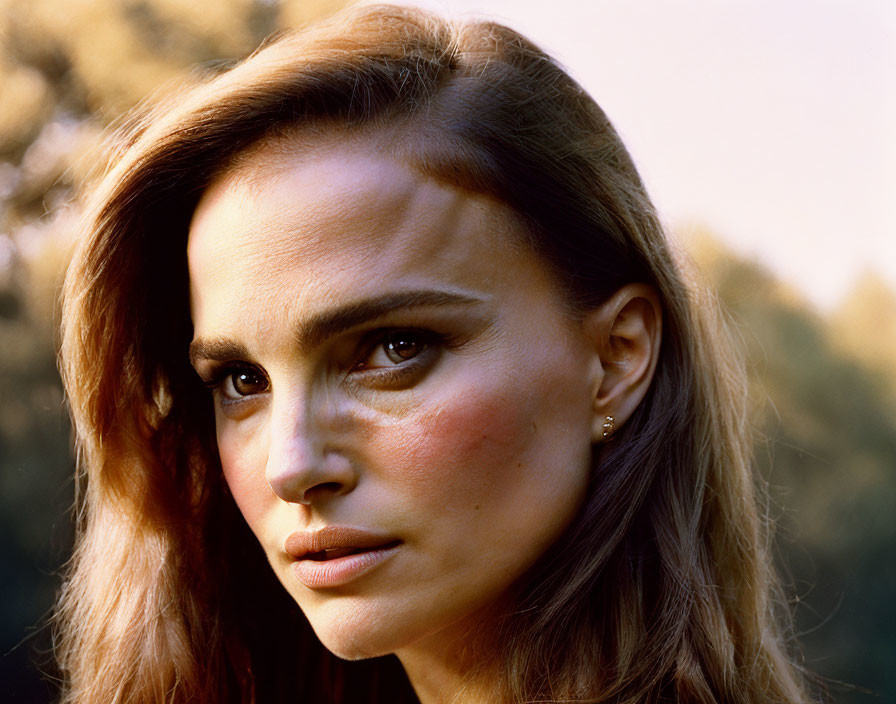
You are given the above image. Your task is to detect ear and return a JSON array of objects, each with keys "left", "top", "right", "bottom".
[{"left": 585, "top": 284, "right": 662, "bottom": 442}]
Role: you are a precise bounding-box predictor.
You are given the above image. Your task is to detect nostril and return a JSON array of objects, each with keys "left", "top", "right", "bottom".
[{"left": 301, "top": 481, "right": 346, "bottom": 502}]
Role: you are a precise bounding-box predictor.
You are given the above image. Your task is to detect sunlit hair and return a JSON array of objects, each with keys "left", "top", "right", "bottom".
[{"left": 56, "top": 4, "right": 812, "bottom": 703}]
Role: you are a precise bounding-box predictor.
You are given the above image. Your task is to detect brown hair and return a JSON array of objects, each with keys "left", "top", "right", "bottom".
[{"left": 57, "top": 4, "right": 812, "bottom": 703}]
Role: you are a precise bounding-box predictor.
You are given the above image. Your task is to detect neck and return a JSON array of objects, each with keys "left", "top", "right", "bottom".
[{"left": 396, "top": 616, "right": 502, "bottom": 704}]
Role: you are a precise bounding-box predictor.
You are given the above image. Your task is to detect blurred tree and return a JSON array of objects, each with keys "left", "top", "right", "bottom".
[
  {"left": 685, "top": 224, "right": 896, "bottom": 704},
  {"left": 830, "top": 272, "right": 896, "bottom": 396}
]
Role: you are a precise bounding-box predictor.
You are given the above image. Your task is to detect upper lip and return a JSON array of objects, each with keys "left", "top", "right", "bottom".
[{"left": 284, "top": 525, "right": 400, "bottom": 560}]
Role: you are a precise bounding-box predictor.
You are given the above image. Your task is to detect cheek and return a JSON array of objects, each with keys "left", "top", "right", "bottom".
[
  {"left": 372, "top": 380, "right": 566, "bottom": 511},
  {"left": 216, "top": 417, "right": 272, "bottom": 530}
]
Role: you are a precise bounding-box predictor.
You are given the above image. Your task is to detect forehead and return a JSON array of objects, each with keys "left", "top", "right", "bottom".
[{"left": 187, "top": 139, "right": 548, "bottom": 328}]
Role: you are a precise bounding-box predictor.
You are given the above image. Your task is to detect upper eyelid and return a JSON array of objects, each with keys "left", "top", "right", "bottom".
[
  {"left": 358, "top": 326, "right": 436, "bottom": 345},
  {"left": 296, "top": 291, "right": 484, "bottom": 353},
  {"left": 357, "top": 327, "right": 442, "bottom": 355},
  {"left": 199, "top": 361, "right": 268, "bottom": 388}
]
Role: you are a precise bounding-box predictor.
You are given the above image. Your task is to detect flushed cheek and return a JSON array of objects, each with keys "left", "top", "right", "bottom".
[{"left": 371, "top": 385, "right": 544, "bottom": 510}]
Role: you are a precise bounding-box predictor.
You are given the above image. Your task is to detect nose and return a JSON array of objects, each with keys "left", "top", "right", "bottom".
[{"left": 265, "top": 391, "right": 358, "bottom": 505}]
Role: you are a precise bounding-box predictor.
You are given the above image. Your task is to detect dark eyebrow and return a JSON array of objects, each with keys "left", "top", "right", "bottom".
[
  {"left": 189, "top": 289, "right": 483, "bottom": 365},
  {"left": 297, "top": 289, "right": 483, "bottom": 350},
  {"left": 189, "top": 338, "right": 249, "bottom": 367}
]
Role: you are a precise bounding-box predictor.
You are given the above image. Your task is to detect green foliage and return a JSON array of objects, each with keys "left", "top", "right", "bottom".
[{"left": 0, "top": 280, "right": 73, "bottom": 698}]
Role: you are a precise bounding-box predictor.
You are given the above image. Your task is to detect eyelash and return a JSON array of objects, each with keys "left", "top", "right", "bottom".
[{"left": 200, "top": 328, "right": 446, "bottom": 400}]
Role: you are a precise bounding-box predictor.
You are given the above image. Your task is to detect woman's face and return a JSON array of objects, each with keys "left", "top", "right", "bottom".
[{"left": 187, "top": 139, "right": 601, "bottom": 660}]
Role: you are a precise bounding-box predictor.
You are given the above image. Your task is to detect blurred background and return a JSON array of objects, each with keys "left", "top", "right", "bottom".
[{"left": 1, "top": 0, "right": 893, "bottom": 701}]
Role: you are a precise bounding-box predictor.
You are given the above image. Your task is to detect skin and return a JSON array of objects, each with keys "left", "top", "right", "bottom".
[{"left": 187, "top": 138, "right": 661, "bottom": 703}]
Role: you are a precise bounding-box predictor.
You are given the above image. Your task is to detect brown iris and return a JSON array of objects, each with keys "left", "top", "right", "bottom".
[
  {"left": 231, "top": 369, "right": 268, "bottom": 396},
  {"left": 383, "top": 331, "right": 427, "bottom": 364}
]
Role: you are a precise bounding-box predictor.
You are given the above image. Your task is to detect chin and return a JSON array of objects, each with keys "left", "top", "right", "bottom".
[
  {"left": 322, "top": 642, "right": 383, "bottom": 662},
  {"left": 311, "top": 622, "right": 398, "bottom": 661},
  {"left": 304, "top": 604, "right": 409, "bottom": 661}
]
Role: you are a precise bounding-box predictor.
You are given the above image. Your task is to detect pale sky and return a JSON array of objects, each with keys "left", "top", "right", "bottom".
[{"left": 391, "top": 0, "right": 895, "bottom": 311}]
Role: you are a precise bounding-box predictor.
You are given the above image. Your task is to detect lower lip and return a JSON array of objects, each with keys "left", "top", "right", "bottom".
[{"left": 291, "top": 543, "right": 401, "bottom": 589}]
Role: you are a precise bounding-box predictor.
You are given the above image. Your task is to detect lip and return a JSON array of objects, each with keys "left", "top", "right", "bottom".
[{"left": 285, "top": 526, "right": 401, "bottom": 589}]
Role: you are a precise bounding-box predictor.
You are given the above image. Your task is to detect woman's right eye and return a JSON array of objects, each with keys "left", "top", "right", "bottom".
[{"left": 213, "top": 367, "right": 270, "bottom": 401}]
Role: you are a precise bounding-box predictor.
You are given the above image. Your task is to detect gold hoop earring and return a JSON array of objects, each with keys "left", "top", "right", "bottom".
[{"left": 601, "top": 415, "right": 615, "bottom": 439}]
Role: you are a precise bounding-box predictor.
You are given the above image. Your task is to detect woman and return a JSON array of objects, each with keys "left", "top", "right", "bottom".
[{"left": 56, "top": 4, "right": 813, "bottom": 703}]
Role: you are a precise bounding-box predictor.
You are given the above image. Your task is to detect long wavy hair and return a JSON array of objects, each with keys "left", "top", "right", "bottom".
[{"left": 56, "top": 4, "right": 813, "bottom": 703}]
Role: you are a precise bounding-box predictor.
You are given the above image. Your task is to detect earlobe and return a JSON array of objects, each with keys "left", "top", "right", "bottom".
[{"left": 586, "top": 284, "right": 662, "bottom": 442}]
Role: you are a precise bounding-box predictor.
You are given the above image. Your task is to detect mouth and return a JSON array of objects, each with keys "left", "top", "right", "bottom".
[
  {"left": 303, "top": 541, "right": 402, "bottom": 562},
  {"left": 285, "top": 527, "right": 402, "bottom": 589}
]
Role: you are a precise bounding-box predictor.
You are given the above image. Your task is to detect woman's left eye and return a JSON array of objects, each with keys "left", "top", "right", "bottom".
[{"left": 354, "top": 329, "right": 439, "bottom": 374}]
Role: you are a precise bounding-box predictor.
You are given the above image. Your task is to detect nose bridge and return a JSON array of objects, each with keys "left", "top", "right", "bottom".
[{"left": 265, "top": 381, "right": 356, "bottom": 504}]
